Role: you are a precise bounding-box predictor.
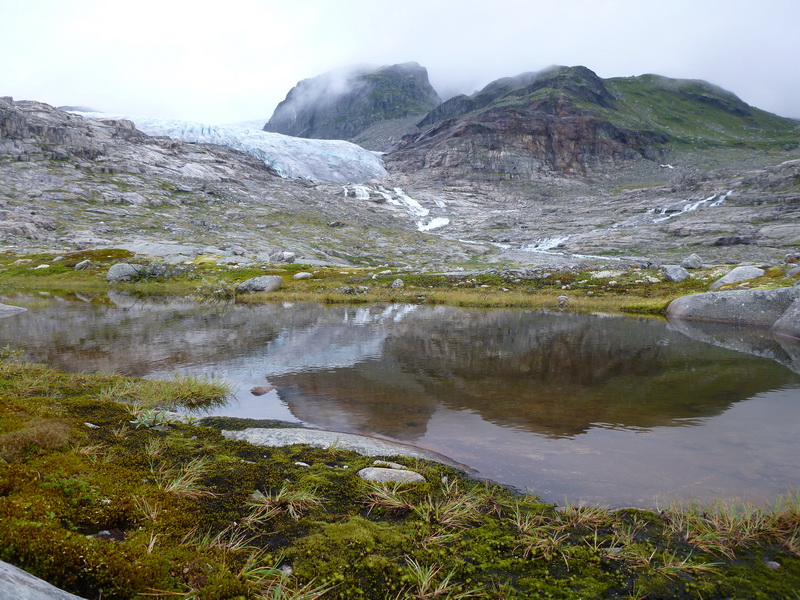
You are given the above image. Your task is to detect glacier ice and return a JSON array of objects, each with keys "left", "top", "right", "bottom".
[{"left": 71, "top": 112, "right": 388, "bottom": 184}]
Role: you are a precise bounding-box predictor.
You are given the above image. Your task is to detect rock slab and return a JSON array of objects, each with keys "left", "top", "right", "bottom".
[
  {"left": 0, "top": 560, "right": 87, "bottom": 600},
  {"left": 667, "top": 287, "right": 800, "bottom": 328},
  {"left": 358, "top": 467, "right": 426, "bottom": 484},
  {"left": 220, "top": 427, "right": 471, "bottom": 471},
  {"left": 709, "top": 266, "right": 765, "bottom": 290}
]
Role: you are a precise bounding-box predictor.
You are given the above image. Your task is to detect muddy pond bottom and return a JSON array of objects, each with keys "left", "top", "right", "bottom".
[{"left": 3, "top": 295, "right": 799, "bottom": 507}]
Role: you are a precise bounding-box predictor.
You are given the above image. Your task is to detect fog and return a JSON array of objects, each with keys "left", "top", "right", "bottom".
[{"left": 2, "top": 0, "right": 799, "bottom": 124}]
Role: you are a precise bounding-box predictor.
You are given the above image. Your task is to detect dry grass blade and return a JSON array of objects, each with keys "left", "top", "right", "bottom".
[
  {"left": 362, "top": 480, "right": 415, "bottom": 514},
  {"left": 151, "top": 456, "right": 216, "bottom": 498},
  {"left": 247, "top": 487, "right": 324, "bottom": 522}
]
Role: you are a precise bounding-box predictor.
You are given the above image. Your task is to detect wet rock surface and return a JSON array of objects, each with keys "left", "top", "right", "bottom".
[{"left": 219, "top": 427, "right": 472, "bottom": 471}]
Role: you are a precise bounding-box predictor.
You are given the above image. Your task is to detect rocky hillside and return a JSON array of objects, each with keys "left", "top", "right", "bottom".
[
  {"left": 386, "top": 66, "right": 800, "bottom": 181},
  {"left": 0, "top": 97, "right": 480, "bottom": 265},
  {"left": 264, "top": 62, "right": 441, "bottom": 150}
]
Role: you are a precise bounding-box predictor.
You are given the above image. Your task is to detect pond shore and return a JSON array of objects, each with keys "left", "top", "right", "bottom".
[
  {"left": 2, "top": 252, "right": 800, "bottom": 598},
  {"left": 1, "top": 348, "right": 799, "bottom": 599}
]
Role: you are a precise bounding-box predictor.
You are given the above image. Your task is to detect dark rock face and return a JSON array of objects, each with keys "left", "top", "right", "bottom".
[
  {"left": 386, "top": 66, "right": 667, "bottom": 180},
  {"left": 264, "top": 62, "right": 441, "bottom": 144}
]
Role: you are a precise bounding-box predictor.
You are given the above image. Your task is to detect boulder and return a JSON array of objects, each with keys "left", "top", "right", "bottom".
[
  {"left": 662, "top": 265, "right": 690, "bottom": 282},
  {"left": 390, "top": 278, "right": 405, "bottom": 289},
  {"left": 709, "top": 266, "right": 765, "bottom": 290},
  {"left": 0, "top": 560, "right": 87, "bottom": 600},
  {"left": 74, "top": 259, "right": 92, "bottom": 270},
  {"left": 772, "top": 298, "right": 800, "bottom": 339},
  {"left": 357, "top": 467, "right": 426, "bottom": 484},
  {"left": 681, "top": 253, "right": 703, "bottom": 269},
  {"left": 293, "top": 272, "right": 313, "bottom": 280},
  {"left": 666, "top": 287, "right": 800, "bottom": 327},
  {"left": 787, "top": 266, "right": 800, "bottom": 278},
  {"left": 236, "top": 275, "right": 282, "bottom": 294},
  {"left": 106, "top": 263, "right": 143, "bottom": 282}
]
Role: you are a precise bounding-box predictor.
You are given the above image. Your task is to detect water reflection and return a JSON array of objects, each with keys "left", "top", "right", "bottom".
[{"left": 2, "top": 293, "right": 798, "bottom": 506}]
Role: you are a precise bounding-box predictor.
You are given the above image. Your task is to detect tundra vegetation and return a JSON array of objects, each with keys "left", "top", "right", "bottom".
[
  {"left": 1, "top": 249, "right": 797, "bottom": 315},
  {"left": 1, "top": 348, "right": 799, "bottom": 599},
  {"left": 2, "top": 251, "right": 800, "bottom": 598}
]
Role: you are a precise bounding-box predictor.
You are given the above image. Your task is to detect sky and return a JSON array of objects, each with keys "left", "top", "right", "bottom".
[{"left": 2, "top": 0, "right": 799, "bottom": 125}]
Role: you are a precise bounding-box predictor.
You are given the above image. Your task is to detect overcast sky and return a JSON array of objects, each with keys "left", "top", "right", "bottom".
[{"left": 3, "top": 0, "right": 799, "bottom": 125}]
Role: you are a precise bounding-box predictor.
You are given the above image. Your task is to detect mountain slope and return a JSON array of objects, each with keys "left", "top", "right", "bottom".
[
  {"left": 264, "top": 62, "right": 441, "bottom": 149},
  {"left": 387, "top": 66, "right": 800, "bottom": 181}
]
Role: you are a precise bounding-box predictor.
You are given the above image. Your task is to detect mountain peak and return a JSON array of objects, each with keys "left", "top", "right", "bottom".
[{"left": 263, "top": 62, "right": 441, "bottom": 146}]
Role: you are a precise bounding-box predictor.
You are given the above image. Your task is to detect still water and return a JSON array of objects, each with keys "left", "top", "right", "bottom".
[{"left": 2, "top": 292, "right": 799, "bottom": 507}]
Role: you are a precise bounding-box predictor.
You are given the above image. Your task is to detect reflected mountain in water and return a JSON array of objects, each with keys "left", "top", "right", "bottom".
[
  {"left": 269, "top": 309, "right": 799, "bottom": 439},
  {"left": 2, "top": 295, "right": 797, "bottom": 442}
]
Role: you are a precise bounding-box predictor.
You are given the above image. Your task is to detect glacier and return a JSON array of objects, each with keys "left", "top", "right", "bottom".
[{"left": 71, "top": 112, "right": 388, "bottom": 184}]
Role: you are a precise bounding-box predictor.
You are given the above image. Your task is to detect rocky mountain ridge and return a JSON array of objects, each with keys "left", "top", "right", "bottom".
[
  {"left": 2, "top": 59, "right": 800, "bottom": 268},
  {"left": 264, "top": 62, "right": 440, "bottom": 150}
]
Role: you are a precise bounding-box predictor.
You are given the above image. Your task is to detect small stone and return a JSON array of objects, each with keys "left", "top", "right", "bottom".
[
  {"left": 294, "top": 462, "right": 311, "bottom": 468},
  {"left": 373, "top": 460, "right": 406, "bottom": 470},
  {"left": 357, "top": 467, "right": 426, "bottom": 484},
  {"left": 250, "top": 385, "right": 275, "bottom": 396},
  {"left": 764, "top": 559, "right": 781, "bottom": 570},
  {"left": 390, "top": 278, "right": 405, "bottom": 289},
  {"left": 293, "top": 272, "right": 313, "bottom": 280},
  {"left": 787, "top": 266, "right": 800, "bottom": 278},
  {"left": 84, "top": 422, "right": 100, "bottom": 429},
  {"left": 378, "top": 270, "right": 392, "bottom": 275},
  {"left": 74, "top": 259, "right": 93, "bottom": 270}
]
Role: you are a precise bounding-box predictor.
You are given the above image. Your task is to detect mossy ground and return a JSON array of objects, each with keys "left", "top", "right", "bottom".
[
  {"left": 1, "top": 351, "right": 799, "bottom": 599},
  {"left": 3, "top": 249, "right": 797, "bottom": 315}
]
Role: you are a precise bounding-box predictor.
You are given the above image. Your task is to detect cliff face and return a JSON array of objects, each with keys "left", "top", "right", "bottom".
[{"left": 263, "top": 62, "right": 441, "bottom": 147}]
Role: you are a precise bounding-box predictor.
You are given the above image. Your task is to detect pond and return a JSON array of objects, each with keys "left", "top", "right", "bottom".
[{"left": 2, "top": 292, "right": 799, "bottom": 508}]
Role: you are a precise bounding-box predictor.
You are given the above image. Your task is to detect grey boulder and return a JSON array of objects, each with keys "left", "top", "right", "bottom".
[
  {"left": 389, "top": 278, "right": 405, "bottom": 289},
  {"left": 106, "top": 263, "right": 143, "bottom": 282},
  {"left": 709, "top": 266, "right": 765, "bottom": 290},
  {"left": 681, "top": 253, "right": 703, "bottom": 269},
  {"left": 772, "top": 298, "right": 800, "bottom": 339},
  {"left": 74, "top": 259, "right": 92, "bottom": 270},
  {"left": 667, "top": 287, "right": 800, "bottom": 327},
  {"left": 662, "top": 265, "right": 690, "bottom": 282},
  {"left": 293, "top": 272, "right": 313, "bottom": 280},
  {"left": 236, "top": 275, "right": 283, "bottom": 293}
]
